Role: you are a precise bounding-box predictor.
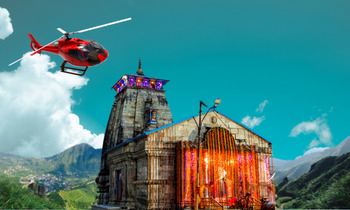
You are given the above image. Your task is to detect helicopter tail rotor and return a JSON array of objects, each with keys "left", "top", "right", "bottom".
[{"left": 28, "top": 33, "right": 42, "bottom": 51}]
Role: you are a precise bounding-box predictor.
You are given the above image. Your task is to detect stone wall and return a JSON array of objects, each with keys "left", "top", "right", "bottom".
[
  {"left": 108, "top": 86, "right": 173, "bottom": 147},
  {"left": 98, "top": 82, "right": 173, "bottom": 206}
]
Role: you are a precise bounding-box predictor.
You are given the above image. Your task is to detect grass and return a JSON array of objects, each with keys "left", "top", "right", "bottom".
[
  {"left": 0, "top": 175, "right": 61, "bottom": 209},
  {"left": 59, "top": 182, "right": 98, "bottom": 209},
  {"left": 48, "top": 192, "right": 66, "bottom": 208}
]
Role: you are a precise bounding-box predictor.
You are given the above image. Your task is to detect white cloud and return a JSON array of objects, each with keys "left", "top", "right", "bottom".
[
  {"left": 289, "top": 114, "right": 332, "bottom": 147},
  {"left": 241, "top": 100, "right": 268, "bottom": 129},
  {"left": 0, "top": 7, "right": 13, "bottom": 39},
  {"left": 256, "top": 100, "right": 269, "bottom": 113},
  {"left": 307, "top": 138, "right": 320, "bottom": 148},
  {"left": 0, "top": 53, "right": 104, "bottom": 158},
  {"left": 241, "top": 115, "right": 265, "bottom": 129}
]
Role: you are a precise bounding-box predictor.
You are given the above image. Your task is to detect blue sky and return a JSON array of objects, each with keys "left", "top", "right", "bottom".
[{"left": 0, "top": 0, "right": 349, "bottom": 160}]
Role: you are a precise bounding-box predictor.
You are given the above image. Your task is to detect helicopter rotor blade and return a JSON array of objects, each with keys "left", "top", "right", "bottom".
[
  {"left": 57, "top": 28, "right": 67, "bottom": 34},
  {"left": 69, "top": 17, "right": 132, "bottom": 35},
  {"left": 9, "top": 38, "right": 60, "bottom": 66},
  {"left": 8, "top": 57, "right": 25, "bottom": 67}
]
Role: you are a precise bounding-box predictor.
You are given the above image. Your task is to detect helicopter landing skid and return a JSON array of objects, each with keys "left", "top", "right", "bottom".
[{"left": 60, "top": 61, "right": 88, "bottom": 76}]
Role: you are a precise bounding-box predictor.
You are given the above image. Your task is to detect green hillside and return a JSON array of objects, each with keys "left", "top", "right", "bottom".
[
  {"left": 276, "top": 152, "right": 350, "bottom": 208},
  {"left": 48, "top": 192, "right": 66, "bottom": 208},
  {"left": 59, "top": 182, "right": 98, "bottom": 209},
  {"left": 0, "top": 143, "right": 101, "bottom": 179},
  {"left": 0, "top": 144, "right": 101, "bottom": 209},
  {"left": 46, "top": 143, "right": 102, "bottom": 178},
  {"left": 0, "top": 175, "right": 62, "bottom": 209},
  {"left": 0, "top": 153, "right": 54, "bottom": 177}
]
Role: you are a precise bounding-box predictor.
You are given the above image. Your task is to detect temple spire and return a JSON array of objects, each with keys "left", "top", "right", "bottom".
[{"left": 136, "top": 58, "right": 144, "bottom": 75}]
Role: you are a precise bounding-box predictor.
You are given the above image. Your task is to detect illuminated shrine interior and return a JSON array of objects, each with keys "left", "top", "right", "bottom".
[{"left": 176, "top": 127, "right": 274, "bottom": 208}]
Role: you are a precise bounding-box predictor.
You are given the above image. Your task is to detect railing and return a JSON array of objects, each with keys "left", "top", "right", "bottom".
[{"left": 201, "top": 197, "right": 224, "bottom": 210}]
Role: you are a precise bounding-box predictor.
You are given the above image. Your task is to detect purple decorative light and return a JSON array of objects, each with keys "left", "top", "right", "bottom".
[
  {"left": 265, "top": 157, "right": 271, "bottom": 183},
  {"left": 143, "top": 78, "right": 150, "bottom": 88},
  {"left": 113, "top": 75, "right": 168, "bottom": 93},
  {"left": 155, "top": 80, "right": 164, "bottom": 90},
  {"left": 129, "top": 76, "right": 135, "bottom": 86}
]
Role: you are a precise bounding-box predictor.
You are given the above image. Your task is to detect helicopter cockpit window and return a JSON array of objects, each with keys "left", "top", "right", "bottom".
[
  {"left": 68, "top": 49, "right": 86, "bottom": 61},
  {"left": 84, "top": 41, "right": 106, "bottom": 56},
  {"left": 82, "top": 41, "right": 106, "bottom": 66}
]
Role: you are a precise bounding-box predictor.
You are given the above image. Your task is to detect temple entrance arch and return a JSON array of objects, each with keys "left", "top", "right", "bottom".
[
  {"left": 176, "top": 127, "right": 240, "bottom": 208},
  {"left": 201, "top": 127, "right": 238, "bottom": 205}
]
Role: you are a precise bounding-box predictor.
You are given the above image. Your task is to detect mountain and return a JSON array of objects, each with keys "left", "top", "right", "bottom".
[
  {"left": 274, "top": 136, "right": 350, "bottom": 183},
  {"left": 46, "top": 143, "right": 102, "bottom": 177},
  {"left": 276, "top": 152, "right": 350, "bottom": 209},
  {"left": 0, "top": 143, "right": 102, "bottom": 179}
]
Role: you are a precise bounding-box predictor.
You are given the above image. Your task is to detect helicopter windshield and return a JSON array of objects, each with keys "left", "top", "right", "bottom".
[
  {"left": 68, "top": 49, "right": 86, "bottom": 61},
  {"left": 82, "top": 41, "right": 106, "bottom": 66}
]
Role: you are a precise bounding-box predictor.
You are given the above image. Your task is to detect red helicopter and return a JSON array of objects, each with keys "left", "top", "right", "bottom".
[{"left": 9, "top": 17, "right": 131, "bottom": 76}]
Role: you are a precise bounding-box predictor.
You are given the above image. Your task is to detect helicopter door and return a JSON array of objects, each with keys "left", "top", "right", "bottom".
[{"left": 68, "top": 49, "right": 86, "bottom": 62}]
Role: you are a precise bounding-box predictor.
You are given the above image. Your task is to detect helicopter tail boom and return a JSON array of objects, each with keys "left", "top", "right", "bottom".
[{"left": 28, "top": 33, "right": 59, "bottom": 56}]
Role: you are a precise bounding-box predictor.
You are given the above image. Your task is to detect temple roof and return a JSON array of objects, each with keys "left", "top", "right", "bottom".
[
  {"left": 112, "top": 59, "right": 169, "bottom": 93},
  {"left": 106, "top": 110, "right": 271, "bottom": 153},
  {"left": 111, "top": 74, "right": 169, "bottom": 93}
]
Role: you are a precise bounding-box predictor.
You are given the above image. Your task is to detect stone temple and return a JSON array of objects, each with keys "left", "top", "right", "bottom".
[{"left": 95, "top": 61, "right": 275, "bottom": 209}]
